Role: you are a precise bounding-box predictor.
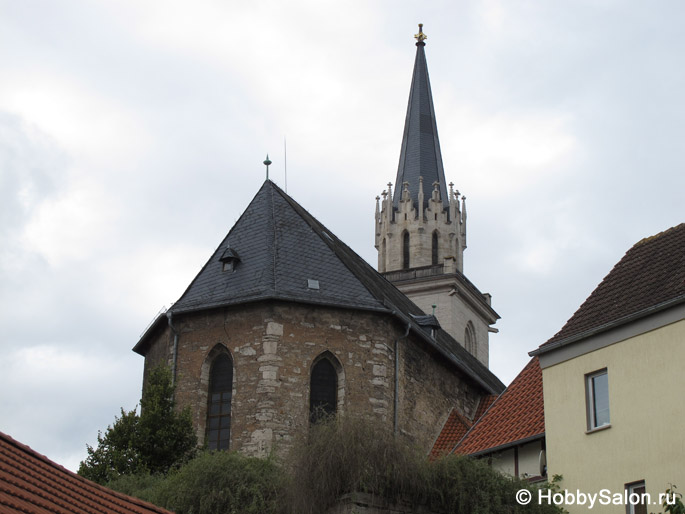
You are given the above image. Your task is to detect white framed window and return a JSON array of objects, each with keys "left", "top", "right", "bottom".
[
  {"left": 586, "top": 369, "right": 610, "bottom": 430},
  {"left": 625, "top": 481, "right": 647, "bottom": 514}
]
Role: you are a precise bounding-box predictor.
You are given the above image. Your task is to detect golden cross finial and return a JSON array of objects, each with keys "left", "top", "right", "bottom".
[{"left": 414, "top": 23, "right": 427, "bottom": 44}]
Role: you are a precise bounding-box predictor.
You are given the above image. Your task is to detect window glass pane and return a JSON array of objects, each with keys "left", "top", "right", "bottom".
[
  {"left": 403, "top": 232, "right": 410, "bottom": 269},
  {"left": 432, "top": 232, "right": 438, "bottom": 266},
  {"left": 210, "top": 353, "right": 233, "bottom": 392},
  {"left": 310, "top": 358, "right": 338, "bottom": 423},
  {"left": 627, "top": 483, "right": 647, "bottom": 514},
  {"left": 207, "top": 352, "right": 233, "bottom": 450},
  {"left": 592, "top": 373, "right": 610, "bottom": 427}
]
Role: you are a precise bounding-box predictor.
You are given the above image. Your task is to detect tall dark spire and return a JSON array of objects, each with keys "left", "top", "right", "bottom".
[{"left": 393, "top": 24, "right": 448, "bottom": 211}]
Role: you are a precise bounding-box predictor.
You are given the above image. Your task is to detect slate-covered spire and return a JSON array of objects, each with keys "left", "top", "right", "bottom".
[{"left": 393, "top": 24, "right": 449, "bottom": 212}]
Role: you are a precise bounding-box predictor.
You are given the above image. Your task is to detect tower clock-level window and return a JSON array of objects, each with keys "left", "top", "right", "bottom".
[
  {"left": 586, "top": 369, "right": 610, "bottom": 431},
  {"left": 402, "top": 231, "right": 410, "bottom": 269},
  {"left": 309, "top": 357, "right": 338, "bottom": 424},
  {"left": 207, "top": 352, "right": 233, "bottom": 450},
  {"left": 464, "top": 321, "right": 477, "bottom": 358}
]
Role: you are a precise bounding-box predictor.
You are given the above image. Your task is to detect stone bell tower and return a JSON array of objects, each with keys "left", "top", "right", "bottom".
[{"left": 375, "top": 25, "right": 499, "bottom": 367}]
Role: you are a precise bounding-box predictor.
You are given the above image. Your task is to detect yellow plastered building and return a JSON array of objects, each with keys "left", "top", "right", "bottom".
[{"left": 531, "top": 223, "right": 685, "bottom": 514}]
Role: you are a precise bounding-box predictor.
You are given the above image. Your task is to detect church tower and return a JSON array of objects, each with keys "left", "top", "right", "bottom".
[{"left": 375, "top": 25, "right": 499, "bottom": 367}]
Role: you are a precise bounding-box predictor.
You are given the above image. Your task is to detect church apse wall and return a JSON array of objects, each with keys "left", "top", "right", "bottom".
[
  {"left": 397, "top": 332, "right": 483, "bottom": 449},
  {"left": 141, "top": 300, "right": 482, "bottom": 457}
]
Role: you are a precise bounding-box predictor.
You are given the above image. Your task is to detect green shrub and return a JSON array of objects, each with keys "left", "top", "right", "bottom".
[
  {"left": 104, "top": 414, "right": 563, "bottom": 514},
  {"left": 285, "top": 414, "right": 424, "bottom": 513},
  {"left": 426, "top": 454, "right": 561, "bottom": 513},
  {"left": 155, "top": 451, "right": 284, "bottom": 514},
  {"left": 105, "top": 472, "right": 166, "bottom": 502},
  {"left": 285, "top": 415, "right": 562, "bottom": 514}
]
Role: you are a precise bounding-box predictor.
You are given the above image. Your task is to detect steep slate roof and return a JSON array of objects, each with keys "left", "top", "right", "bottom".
[
  {"left": 0, "top": 431, "right": 173, "bottom": 514},
  {"left": 170, "top": 180, "right": 384, "bottom": 314},
  {"left": 393, "top": 36, "right": 449, "bottom": 212},
  {"left": 535, "top": 223, "right": 685, "bottom": 352},
  {"left": 134, "top": 180, "right": 504, "bottom": 395},
  {"left": 453, "top": 357, "right": 544, "bottom": 456}
]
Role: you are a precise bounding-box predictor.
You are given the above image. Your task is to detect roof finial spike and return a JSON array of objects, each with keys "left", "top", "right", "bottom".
[
  {"left": 414, "top": 23, "right": 427, "bottom": 45},
  {"left": 263, "top": 154, "right": 272, "bottom": 180}
]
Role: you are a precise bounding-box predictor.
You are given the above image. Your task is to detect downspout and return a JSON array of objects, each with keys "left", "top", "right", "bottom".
[
  {"left": 167, "top": 311, "right": 179, "bottom": 389},
  {"left": 394, "top": 322, "right": 411, "bottom": 436}
]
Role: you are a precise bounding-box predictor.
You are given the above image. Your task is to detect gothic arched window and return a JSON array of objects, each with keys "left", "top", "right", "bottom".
[
  {"left": 432, "top": 231, "right": 439, "bottom": 266},
  {"left": 465, "top": 321, "right": 477, "bottom": 358},
  {"left": 309, "top": 356, "right": 338, "bottom": 424},
  {"left": 402, "top": 231, "right": 410, "bottom": 270},
  {"left": 207, "top": 352, "right": 233, "bottom": 450},
  {"left": 381, "top": 238, "right": 387, "bottom": 273}
]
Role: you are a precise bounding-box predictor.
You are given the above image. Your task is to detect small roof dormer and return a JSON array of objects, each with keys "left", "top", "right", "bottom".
[{"left": 220, "top": 246, "right": 241, "bottom": 273}]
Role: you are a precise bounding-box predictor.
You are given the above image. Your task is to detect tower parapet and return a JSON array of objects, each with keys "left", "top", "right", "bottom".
[{"left": 374, "top": 179, "right": 466, "bottom": 274}]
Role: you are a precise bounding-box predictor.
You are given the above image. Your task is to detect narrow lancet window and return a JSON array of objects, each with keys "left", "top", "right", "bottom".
[
  {"left": 310, "top": 358, "right": 338, "bottom": 423},
  {"left": 207, "top": 352, "right": 233, "bottom": 450},
  {"left": 403, "top": 231, "right": 410, "bottom": 270},
  {"left": 432, "top": 231, "right": 439, "bottom": 266},
  {"left": 465, "top": 321, "right": 477, "bottom": 358}
]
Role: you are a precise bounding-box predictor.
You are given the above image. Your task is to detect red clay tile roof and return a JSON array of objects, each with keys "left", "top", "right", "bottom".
[
  {"left": 429, "top": 394, "right": 498, "bottom": 459},
  {"left": 473, "top": 394, "right": 497, "bottom": 422},
  {"left": 454, "top": 357, "right": 544, "bottom": 456},
  {"left": 538, "top": 223, "right": 685, "bottom": 350},
  {"left": 0, "top": 431, "right": 173, "bottom": 514},
  {"left": 429, "top": 408, "right": 472, "bottom": 460}
]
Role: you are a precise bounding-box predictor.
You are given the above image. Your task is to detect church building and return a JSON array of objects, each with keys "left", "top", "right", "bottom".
[{"left": 132, "top": 25, "right": 504, "bottom": 457}]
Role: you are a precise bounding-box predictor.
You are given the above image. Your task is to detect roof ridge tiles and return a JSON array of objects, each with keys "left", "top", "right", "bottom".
[
  {"left": 633, "top": 222, "right": 685, "bottom": 247},
  {"left": 537, "top": 223, "right": 685, "bottom": 351}
]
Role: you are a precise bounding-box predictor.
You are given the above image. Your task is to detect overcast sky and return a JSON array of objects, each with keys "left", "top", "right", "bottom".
[{"left": 1, "top": 0, "right": 683, "bottom": 473}]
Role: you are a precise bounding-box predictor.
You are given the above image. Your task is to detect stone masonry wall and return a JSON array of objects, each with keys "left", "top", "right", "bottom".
[
  {"left": 141, "top": 301, "right": 484, "bottom": 456},
  {"left": 398, "top": 334, "right": 482, "bottom": 449},
  {"left": 140, "top": 322, "right": 172, "bottom": 389}
]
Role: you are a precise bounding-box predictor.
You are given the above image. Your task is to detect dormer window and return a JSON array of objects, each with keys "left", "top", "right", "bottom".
[{"left": 220, "top": 247, "right": 241, "bottom": 273}]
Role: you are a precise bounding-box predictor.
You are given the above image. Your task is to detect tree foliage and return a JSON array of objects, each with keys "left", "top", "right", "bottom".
[
  {"left": 655, "top": 485, "right": 685, "bottom": 514},
  {"left": 78, "top": 366, "right": 197, "bottom": 484}
]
